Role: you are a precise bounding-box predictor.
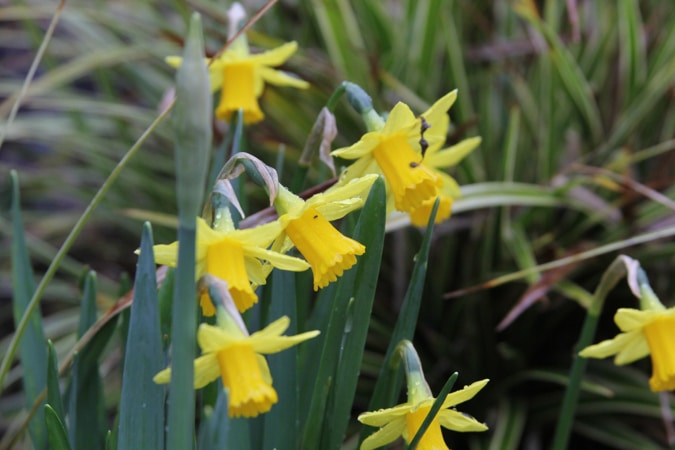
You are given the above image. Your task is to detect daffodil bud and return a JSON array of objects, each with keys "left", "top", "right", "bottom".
[{"left": 173, "top": 13, "right": 212, "bottom": 225}]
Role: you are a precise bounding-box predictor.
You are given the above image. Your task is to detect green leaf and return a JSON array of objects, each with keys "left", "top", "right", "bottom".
[
  {"left": 68, "top": 272, "right": 106, "bottom": 450},
  {"left": 117, "top": 223, "right": 165, "bottom": 450},
  {"left": 301, "top": 177, "right": 385, "bottom": 449},
  {"left": 197, "top": 389, "right": 230, "bottom": 450},
  {"left": 360, "top": 199, "right": 439, "bottom": 445},
  {"left": 46, "top": 340, "right": 66, "bottom": 425},
  {"left": 327, "top": 177, "right": 386, "bottom": 450},
  {"left": 44, "top": 404, "right": 73, "bottom": 450},
  {"left": 167, "top": 12, "right": 209, "bottom": 450},
  {"left": 9, "top": 170, "right": 48, "bottom": 450},
  {"left": 262, "top": 269, "right": 299, "bottom": 450}
]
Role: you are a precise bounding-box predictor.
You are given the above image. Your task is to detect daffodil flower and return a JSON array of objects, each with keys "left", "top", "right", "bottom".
[
  {"left": 152, "top": 217, "right": 309, "bottom": 312},
  {"left": 580, "top": 305, "right": 675, "bottom": 391},
  {"left": 154, "top": 314, "right": 319, "bottom": 418},
  {"left": 358, "top": 379, "right": 489, "bottom": 450},
  {"left": 167, "top": 36, "right": 308, "bottom": 124},
  {"left": 273, "top": 174, "right": 377, "bottom": 290},
  {"left": 332, "top": 92, "right": 457, "bottom": 214},
  {"left": 408, "top": 135, "right": 481, "bottom": 226}
]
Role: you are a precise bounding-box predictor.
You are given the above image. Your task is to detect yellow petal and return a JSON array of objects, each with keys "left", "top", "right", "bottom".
[
  {"left": 614, "top": 308, "right": 655, "bottom": 331},
  {"left": 311, "top": 174, "right": 378, "bottom": 212},
  {"left": 360, "top": 418, "right": 407, "bottom": 450},
  {"left": 243, "top": 246, "right": 311, "bottom": 272},
  {"left": 438, "top": 409, "right": 489, "bottom": 432},
  {"left": 579, "top": 330, "right": 647, "bottom": 364},
  {"left": 381, "top": 102, "right": 417, "bottom": 136},
  {"left": 197, "top": 323, "right": 238, "bottom": 353},
  {"left": 251, "top": 330, "right": 320, "bottom": 354},
  {"left": 194, "top": 354, "right": 221, "bottom": 389},
  {"left": 247, "top": 41, "right": 299, "bottom": 66},
  {"left": 440, "top": 379, "right": 489, "bottom": 408},
  {"left": 332, "top": 132, "right": 382, "bottom": 159},
  {"left": 259, "top": 67, "right": 309, "bottom": 89},
  {"left": 153, "top": 367, "right": 172, "bottom": 384},
  {"left": 153, "top": 242, "right": 179, "bottom": 267},
  {"left": 643, "top": 314, "right": 675, "bottom": 391},
  {"left": 358, "top": 403, "right": 413, "bottom": 426},
  {"left": 425, "top": 136, "right": 481, "bottom": 169}
]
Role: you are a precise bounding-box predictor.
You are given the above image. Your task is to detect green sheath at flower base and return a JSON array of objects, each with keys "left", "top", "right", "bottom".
[
  {"left": 173, "top": 13, "right": 212, "bottom": 223},
  {"left": 358, "top": 341, "right": 488, "bottom": 450},
  {"left": 580, "top": 268, "right": 675, "bottom": 392}
]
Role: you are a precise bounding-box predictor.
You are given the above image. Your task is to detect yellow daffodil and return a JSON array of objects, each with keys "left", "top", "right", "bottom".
[
  {"left": 580, "top": 305, "right": 675, "bottom": 391},
  {"left": 332, "top": 92, "right": 457, "bottom": 214},
  {"left": 358, "top": 379, "right": 489, "bottom": 450},
  {"left": 153, "top": 217, "right": 309, "bottom": 313},
  {"left": 167, "top": 36, "right": 308, "bottom": 124},
  {"left": 408, "top": 135, "right": 481, "bottom": 226},
  {"left": 360, "top": 340, "right": 488, "bottom": 450},
  {"left": 273, "top": 175, "right": 377, "bottom": 290},
  {"left": 154, "top": 314, "right": 319, "bottom": 417}
]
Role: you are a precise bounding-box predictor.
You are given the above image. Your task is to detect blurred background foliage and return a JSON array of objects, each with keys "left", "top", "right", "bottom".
[{"left": 1, "top": 0, "right": 675, "bottom": 448}]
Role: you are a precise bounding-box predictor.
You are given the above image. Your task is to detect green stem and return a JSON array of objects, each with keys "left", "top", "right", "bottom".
[
  {"left": 551, "top": 256, "right": 632, "bottom": 450},
  {"left": 325, "top": 82, "right": 347, "bottom": 112},
  {"left": 0, "top": 104, "right": 172, "bottom": 392},
  {"left": 407, "top": 372, "right": 458, "bottom": 450}
]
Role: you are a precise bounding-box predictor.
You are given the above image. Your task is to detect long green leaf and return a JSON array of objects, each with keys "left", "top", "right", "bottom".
[
  {"left": 197, "top": 389, "right": 230, "bottom": 450},
  {"left": 44, "top": 404, "right": 73, "bottom": 450},
  {"left": 262, "top": 269, "right": 299, "bottom": 450},
  {"left": 327, "top": 178, "right": 386, "bottom": 450},
  {"left": 68, "top": 272, "right": 104, "bottom": 450},
  {"left": 117, "top": 223, "right": 165, "bottom": 450},
  {"left": 301, "top": 177, "right": 384, "bottom": 449},
  {"left": 167, "top": 12, "right": 211, "bottom": 450},
  {"left": 360, "top": 199, "right": 439, "bottom": 445},
  {"left": 9, "top": 170, "right": 47, "bottom": 450},
  {"left": 46, "top": 340, "right": 65, "bottom": 425}
]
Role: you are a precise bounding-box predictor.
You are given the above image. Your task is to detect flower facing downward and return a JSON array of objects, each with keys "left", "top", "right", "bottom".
[
  {"left": 154, "top": 315, "right": 319, "bottom": 417},
  {"left": 167, "top": 36, "right": 308, "bottom": 124},
  {"left": 580, "top": 306, "right": 675, "bottom": 391},
  {"left": 273, "top": 175, "right": 377, "bottom": 290},
  {"left": 358, "top": 379, "right": 489, "bottom": 450},
  {"left": 152, "top": 217, "right": 309, "bottom": 313},
  {"left": 332, "top": 92, "right": 458, "bottom": 214}
]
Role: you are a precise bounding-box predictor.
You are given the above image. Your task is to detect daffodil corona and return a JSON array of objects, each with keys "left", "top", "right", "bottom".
[
  {"left": 152, "top": 217, "right": 309, "bottom": 312},
  {"left": 154, "top": 314, "right": 319, "bottom": 417},
  {"left": 167, "top": 36, "right": 308, "bottom": 124}
]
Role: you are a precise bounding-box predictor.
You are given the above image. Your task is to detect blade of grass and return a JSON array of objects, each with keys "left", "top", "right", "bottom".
[
  {"left": 46, "top": 341, "right": 65, "bottom": 425},
  {"left": 9, "top": 171, "right": 47, "bottom": 450},
  {"left": 197, "top": 390, "right": 230, "bottom": 450},
  {"left": 407, "top": 372, "right": 458, "bottom": 450},
  {"left": 117, "top": 223, "right": 164, "bottom": 450}
]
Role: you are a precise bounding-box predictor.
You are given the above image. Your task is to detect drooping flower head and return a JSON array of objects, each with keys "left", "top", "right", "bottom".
[
  {"left": 154, "top": 310, "right": 319, "bottom": 418},
  {"left": 273, "top": 175, "right": 377, "bottom": 290},
  {"left": 152, "top": 215, "right": 309, "bottom": 313},
  {"left": 332, "top": 87, "right": 457, "bottom": 215},
  {"left": 166, "top": 4, "right": 308, "bottom": 124},
  {"left": 580, "top": 268, "right": 675, "bottom": 391},
  {"left": 358, "top": 341, "right": 488, "bottom": 450}
]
